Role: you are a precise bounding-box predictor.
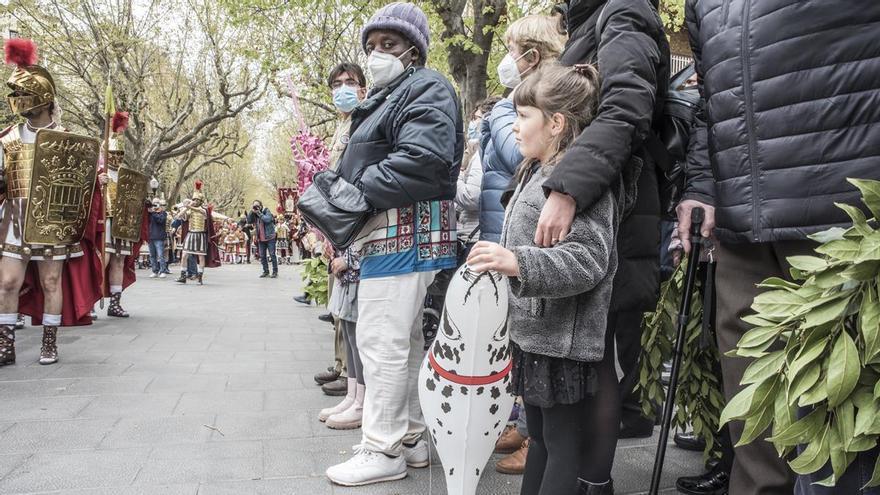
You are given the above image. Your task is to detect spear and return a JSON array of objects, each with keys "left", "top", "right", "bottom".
[{"left": 97, "top": 79, "right": 115, "bottom": 310}]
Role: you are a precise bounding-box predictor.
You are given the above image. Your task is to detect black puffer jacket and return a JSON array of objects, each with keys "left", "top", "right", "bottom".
[
  {"left": 336, "top": 67, "right": 464, "bottom": 210},
  {"left": 684, "top": 0, "right": 880, "bottom": 243},
  {"left": 551, "top": 0, "right": 669, "bottom": 312}
]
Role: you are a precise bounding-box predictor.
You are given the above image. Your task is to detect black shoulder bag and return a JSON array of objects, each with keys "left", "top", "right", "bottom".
[{"left": 297, "top": 170, "right": 373, "bottom": 251}]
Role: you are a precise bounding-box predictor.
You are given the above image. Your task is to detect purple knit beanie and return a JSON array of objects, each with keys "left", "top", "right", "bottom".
[{"left": 361, "top": 2, "right": 430, "bottom": 59}]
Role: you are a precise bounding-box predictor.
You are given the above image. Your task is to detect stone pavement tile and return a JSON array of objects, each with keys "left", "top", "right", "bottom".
[
  {"left": 0, "top": 363, "right": 61, "bottom": 381},
  {"left": 233, "top": 351, "right": 298, "bottom": 363},
  {"left": 169, "top": 351, "right": 236, "bottom": 365},
  {"left": 58, "top": 376, "right": 154, "bottom": 396},
  {"left": 121, "top": 362, "right": 199, "bottom": 376},
  {"left": 225, "top": 373, "right": 305, "bottom": 391},
  {"left": 197, "top": 361, "right": 266, "bottom": 374},
  {"left": 0, "top": 395, "right": 94, "bottom": 422},
  {"left": 0, "top": 453, "right": 29, "bottom": 481},
  {"left": 0, "top": 448, "right": 150, "bottom": 493},
  {"left": 150, "top": 339, "right": 214, "bottom": 352},
  {"left": 209, "top": 411, "right": 313, "bottom": 441},
  {"left": 0, "top": 378, "right": 78, "bottom": 399},
  {"left": 101, "top": 350, "right": 176, "bottom": 365},
  {"left": 198, "top": 477, "right": 335, "bottom": 495},
  {"left": 76, "top": 393, "right": 182, "bottom": 419},
  {"left": 263, "top": 438, "right": 344, "bottom": 478},
  {"left": 207, "top": 340, "right": 267, "bottom": 352},
  {"left": 146, "top": 374, "right": 229, "bottom": 393},
  {"left": 613, "top": 442, "right": 697, "bottom": 494},
  {"left": 22, "top": 484, "right": 199, "bottom": 495},
  {"left": 100, "top": 414, "right": 216, "bottom": 448},
  {"left": 0, "top": 418, "right": 117, "bottom": 455},
  {"left": 264, "top": 389, "right": 337, "bottom": 412},
  {"left": 174, "top": 391, "right": 265, "bottom": 415},
  {"left": 133, "top": 441, "right": 263, "bottom": 485},
  {"left": 45, "top": 363, "right": 133, "bottom": 379},
  {"left": 266, "top": 359, "right": 335, "bottom": 374}
]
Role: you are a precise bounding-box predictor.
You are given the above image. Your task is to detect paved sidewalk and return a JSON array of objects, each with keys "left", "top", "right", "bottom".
[{"left": 0, "top": 263, "right": 698, "bottom": 494}]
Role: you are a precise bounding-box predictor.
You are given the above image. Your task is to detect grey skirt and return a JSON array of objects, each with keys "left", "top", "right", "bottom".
[{"left": 182, "top": 231, "right": 208, "bottom": 255}]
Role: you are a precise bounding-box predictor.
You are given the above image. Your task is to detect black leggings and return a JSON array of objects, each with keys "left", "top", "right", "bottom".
[{"left": 520, "top": 331, "right": 620, "bottom": 495}]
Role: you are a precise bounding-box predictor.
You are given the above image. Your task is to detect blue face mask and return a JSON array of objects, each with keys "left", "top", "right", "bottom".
[
  {"left": 332, "top": 85, "right": 360, "bottom": 113},
  {"left": 467, "top": 121, "right": 478, "bottom": 140}
]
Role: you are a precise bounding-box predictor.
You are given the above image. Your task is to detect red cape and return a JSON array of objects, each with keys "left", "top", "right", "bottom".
[
  {"left": 19, "top": 183, "right": 105, "bottom": 326},
  {"left": 103, "top": 208, "right": 150, "bottom": 296}
]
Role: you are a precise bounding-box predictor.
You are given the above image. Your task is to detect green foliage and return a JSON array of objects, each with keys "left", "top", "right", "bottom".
[
  {"left": 722, "top": 178, "right": 880, "bottom": 488},
  {"left": 659, "top": 0, "right": 687, "bottom": 33},
  {"left": 301, "top": 256, "right": 329, "bottom": 306},
  {"left": 635, "top": 260, "right": 725, "bottom": 461}
]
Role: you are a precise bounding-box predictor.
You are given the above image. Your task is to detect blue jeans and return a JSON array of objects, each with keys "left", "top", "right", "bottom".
[
  {"left": 148, "top": 239, "right": 167, "bottom": 274},
  {"left": 795, "top": 445, "right": 879, "bottom": 494},
  {"left": 258, "top": 239, "right": 278, "bottom": 274}
]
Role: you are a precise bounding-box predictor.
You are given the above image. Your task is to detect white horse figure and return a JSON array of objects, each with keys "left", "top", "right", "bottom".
[{"left": 419, "top": 265, "right": 515, "bottom": 495}]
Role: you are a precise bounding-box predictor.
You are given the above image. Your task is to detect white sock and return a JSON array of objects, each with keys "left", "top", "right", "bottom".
[
  {"left": 197, "top": 266, "right": 204, "bottom": 273},
  {"left": 345, "top": 377, "right": 357, "bottom": 401},
  {"left": 354, "top": 383, "right": 365, "bottom": 407},
  {"left": 0, "top": 313, "right": 17, "bottom": 326},
  {"left": 42, "top": 313, "right": 61, "bottom": 326},
  {"left": 110, "top": 285, "right": 122, "bottom": 294}
]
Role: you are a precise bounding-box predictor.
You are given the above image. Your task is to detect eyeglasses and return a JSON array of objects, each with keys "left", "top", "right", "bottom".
[{"left": 330, "top": 80, "right": 361, "bottom": 90}]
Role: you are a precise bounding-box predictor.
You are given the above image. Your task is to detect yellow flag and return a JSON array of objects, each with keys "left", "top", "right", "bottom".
[{"left": 104, "top": 82, "right": 115, "bottom": 116}]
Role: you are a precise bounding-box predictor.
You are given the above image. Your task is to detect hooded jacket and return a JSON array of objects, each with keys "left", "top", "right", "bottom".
[
  {"left": 684, "top": 0, "right": 880, "bottom": 243},
  {"left": 478, "top": 98, "right": 521, "bottom": 242},
  {"left": 551, "top": 0, "right": 669, "bottom": 312}
]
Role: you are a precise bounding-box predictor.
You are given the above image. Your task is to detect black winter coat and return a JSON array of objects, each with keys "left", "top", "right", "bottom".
[
  {"left": 684, "top": 0, "right": 880, "bottom": 243},
  {"left": 552, "top": 0, "right": 669, "bottom": 312},
  {"left": 336, "top": 67, "right": 464, "bottom": 211}
]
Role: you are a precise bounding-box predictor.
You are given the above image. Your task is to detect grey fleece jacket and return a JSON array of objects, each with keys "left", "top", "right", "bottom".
[{"left": 500, "top": 164, "right": 619, "bottom": 362}]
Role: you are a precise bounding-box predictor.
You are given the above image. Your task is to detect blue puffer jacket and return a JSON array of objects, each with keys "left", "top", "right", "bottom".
[{"left": 479, "top": 98, "right": 521, "bottom": 242}]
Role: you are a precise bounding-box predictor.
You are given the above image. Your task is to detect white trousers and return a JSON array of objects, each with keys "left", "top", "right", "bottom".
[{"left": 358, "top": 270, "right": 436, "bottom": 455}]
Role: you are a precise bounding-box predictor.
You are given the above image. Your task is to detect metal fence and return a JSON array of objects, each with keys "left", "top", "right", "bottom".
[{"left": 671, "top": 54, "right": 694, "bottom": 75}]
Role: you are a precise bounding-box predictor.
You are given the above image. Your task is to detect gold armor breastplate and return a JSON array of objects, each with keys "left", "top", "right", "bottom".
[
  {"left": 189, "top": 209, "right": 207, "bottom": 231},
  {"left": 2, "top": 127, "right": 36, "bottom": 199}
]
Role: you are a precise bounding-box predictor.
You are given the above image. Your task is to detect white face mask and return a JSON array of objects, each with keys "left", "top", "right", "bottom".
[
  {"left": 497, "top": 49, "right": 535, "bottom": 89},
  {"left": 367, "top": 46, "right": 416, "bottom": 88}
]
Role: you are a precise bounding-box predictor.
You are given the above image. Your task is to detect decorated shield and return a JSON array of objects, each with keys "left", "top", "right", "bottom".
[
  {"left": 111, "top": 167, "right": 149, "bottom": 242},
  {"left": 419, "top": 265, "right": 515, "bottom": 495},
  {"left": 23, "top": 129, "right": 100, "bottom": 245}
]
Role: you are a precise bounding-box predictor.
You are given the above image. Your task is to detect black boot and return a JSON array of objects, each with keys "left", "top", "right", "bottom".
[
  {"left": 0, "top": 325, "right": 15, "bottom": 366},
  {"left": 676, "top": 469, "right": 729, "bottom": 495},
  {"left": 39, "top": 326, "right": 58, "bottom": 365},
  {"left": 197, "top": 272, "right": 203, "bottom": 285},
  {"left": 578, "top": 479, "right": 614, "bottom": 495},
  {"left": 107, "top": 292, "right": 130, "bottom": 318},
  {"left": 175, "top": 270, "right": 187, "bottom": 283}
]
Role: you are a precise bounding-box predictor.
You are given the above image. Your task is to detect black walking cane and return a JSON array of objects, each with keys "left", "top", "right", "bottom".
[{"left": 648, "top": 207, "right": 705, "bottom": 495}]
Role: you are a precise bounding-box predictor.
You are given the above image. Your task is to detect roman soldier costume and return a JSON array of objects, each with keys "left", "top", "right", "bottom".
[
  {"left": 101, "top": 112, "right": 148, "bottom": 318},
  {"left": 175, "top": 180, "right": 219, "bottom": 284},
  {"left": 0, "top": 39, "right": 103, "bottom": 367}
]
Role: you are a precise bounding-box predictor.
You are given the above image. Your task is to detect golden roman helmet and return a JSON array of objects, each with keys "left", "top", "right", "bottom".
[
  {"left": 5, "top": 39, "right": 55, "bottom": 116},
  {"left": 191, "top": 179, "right": 205, "bottom": 203},
  {"left": 106, "top": 111, "right": 129, "bottom": 171}
]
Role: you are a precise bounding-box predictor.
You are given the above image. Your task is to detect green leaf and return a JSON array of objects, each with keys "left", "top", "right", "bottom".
[
  {"left": 840, "top": 261, "right": 880, "bottom": 281},
  {"left": 860, "top": 288, "right": 880, "bottom": 363},
  {"left": 809, "top": 227, "right": 848, "bottom": 244},
  {"left": 847, "top": 434, "right": 878, "bottom": 453},
  {"left": 772, "top": 389, "right": 796, "bottom": 456},
  {"left": 799, "top": 374, "right": 829, "bottom": 407},
  {"left": 769, "top": 405, "right": 827, "bottom": 447},
  {"left": 789, "top": 333, "right": 828, "bottom": 377},
  {"left": 742, "top": 350, "right": 785, "bottom": 385},
  {"left": 758, "top": 277, "right": 802, "bottom": 291},
  {"left": 737, "top": 325, "right": 782, "bottom": 349},
  {"left": 816, "top": 239, "right": 862, "bottom": 262},
  {"left": 786, "top": 255, "right": 829, "bottom": 274},
  {"left": 813, "top": 266, "right": 848, "bottom": 289},
  {"left": 856, "top": 233, "right": 880, "bottom": 263},
  {"left": 827, "top": 332, "right": 861, "bottom": 407},
  {"left": 720, "top": 382, "right": 760, "bottom": 426},
  {"left": 789, "top": 363, "right": 822, "bottom": 406},
  {"left": 828, "top": 423, "right": 857, "bottom": 485},
  {"left": 752, "top": 289, "right": 809, "bottom": 318},
  {"left": 848, "top": 178, "right": 880, "bottom": 221},
  {"left": 834, "top": 400, "right": 855, "bottom": 451},
  {"left": 854, "top": 398, "right": 879, "bottom": 437},
  {"left": 789, "top": 423, "right": 831, "bottom": 475},
  {"left": 737, "top": 395, "right": 775, "bottom": 447},
  {"left": 835, "top": 201, "right": 871, "bottom": 233},
  {"left": 804, "top": 296, "right": 852, "bottom": 329},
  {"left": 875, "top": 378, "right": 880, "bottom": 399}
]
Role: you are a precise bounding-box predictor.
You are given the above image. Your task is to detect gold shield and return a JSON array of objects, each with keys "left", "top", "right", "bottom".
[
  {"left": 23, "top": 129, "right": 100, "bottom": 245},
  {"left": 111, "top": 167, "right": 149, "bottom": 242}
]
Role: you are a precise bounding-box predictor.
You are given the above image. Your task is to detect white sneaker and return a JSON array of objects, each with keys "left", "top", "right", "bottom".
[
  {"left": 318, "top": 396, "right": 354, "bottom": 422},
  {"left": 159, "top": 273, "right": 167, "bottom": 279},
  {"left": 326, "top": 402, "right": 362, "bottom": 430},
  {"left": 326, "top": 445, "right": 406, "bottom": 486},
  {"left": 149, "top": 273, "right": 158, "bottom": 278},
  {"left": 403, "top": 439, "right": 429, "bottom": 468}
]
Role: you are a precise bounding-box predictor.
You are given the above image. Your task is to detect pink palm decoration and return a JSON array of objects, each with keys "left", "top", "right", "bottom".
[{"left": 287, "top": 79, "right": 330, "bottom": 197}]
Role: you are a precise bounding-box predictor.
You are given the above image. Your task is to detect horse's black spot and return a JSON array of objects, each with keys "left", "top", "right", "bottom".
[
  {"left": 477, "top": 387, "right": 484, "bottom": 395},
  {"left": 484, "top": 431, "right": 489, "bottom": 436},
  {"left": 437, "top": 418, "right": 444, "bottom": 427},
  {"left": 447, "top": 430, "right": 452, "bottom": 435},
  {"left": 450, "top": 468, "right": 455, "bottom": 476},
  {"left": 453, "top": 347, "right": 462, "bottom": 364},
  {"left": 493, "top": 420, "right": 500, "bottom": 428},
  {"left": 489, "top": 404, "right": 499, "bottom": 414},
  {"left": 490, "top": 387, "right": 501, "bottom": 399},
  {"left": 434, "top": 371, "right": 441, "bottom": 381},
  {"left": 426, "top": 378, "right": 436, "bottom": 391},
  {"left": 459, "top": 343, "right": 465, "bottom": 351},
  {"left": 476, "top": 468, "right": 481, "bottom": 476},
  {"left": 441, "top": 343, "right": 454, "bottom": 360},
  {"left": 441, "top": 402, "right": 451, "bottom": 413},
  {"left": 441, "top": 385, "right": 453, "bottom": 398},
  {"left": 460, "top": 387, "right": 468, "bottom": 395}
]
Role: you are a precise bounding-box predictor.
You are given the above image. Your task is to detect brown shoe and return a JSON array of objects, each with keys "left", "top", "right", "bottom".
[
  {"left": 495, "top": 424, "right": 527, "bottom": 454},
  {"left": 39, "top": 326, "right": 58, "bottom": 365},
  {"left": 321, "top": 377, "right": 348, "bottom": 396},
  {"left": 496, "top": 438, "right": 529, "bottom": 475},
  {"left": 314, "top": 366, "right": 341, "bottom": 385}
]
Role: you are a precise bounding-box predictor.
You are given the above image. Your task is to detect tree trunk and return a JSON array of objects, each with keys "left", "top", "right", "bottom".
[{"left": 432, "top": 0, "right": 507, "bottom": 117}]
